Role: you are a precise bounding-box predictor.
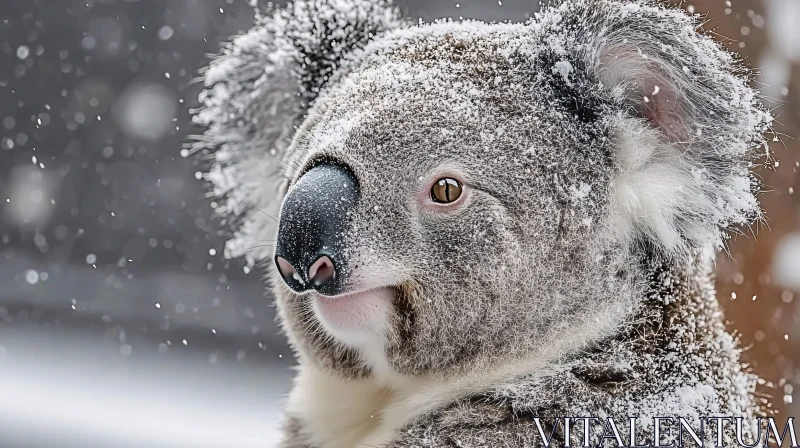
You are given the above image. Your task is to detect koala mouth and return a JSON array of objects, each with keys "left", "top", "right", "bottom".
[{"left": 311, "top": 287, "right": 395, "bottom": 344}]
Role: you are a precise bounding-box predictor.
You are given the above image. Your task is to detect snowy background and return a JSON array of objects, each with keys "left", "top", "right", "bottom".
[{"left": 0, "top": 0, "right": 797, "bottom": 446}]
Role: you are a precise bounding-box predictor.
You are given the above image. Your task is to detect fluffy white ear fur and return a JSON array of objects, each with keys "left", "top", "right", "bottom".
[
  {"left": 579, "top": 1, "right": 773, "bottom": 256},
  {"left": 610, "top": 117, "right": 722, "bottom": 252}
]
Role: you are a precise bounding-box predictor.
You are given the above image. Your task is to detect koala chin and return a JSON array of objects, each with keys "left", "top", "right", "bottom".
[{"left": 192, "top": 0, "right": 773, "bottom": 446}]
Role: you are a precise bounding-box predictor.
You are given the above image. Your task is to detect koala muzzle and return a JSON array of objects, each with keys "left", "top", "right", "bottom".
[{"left": 274, "top": 163, "right": 358, "bottom": 296}]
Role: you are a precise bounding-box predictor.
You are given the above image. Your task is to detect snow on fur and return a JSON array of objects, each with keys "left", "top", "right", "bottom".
[
  {"left": 191, "top": 0, "right": 771, "bottom": 264},
  {"left": 188, "top": 0, "right": 773, "bottom": 446},
  {"left": 562, "top": 0, "right": 775, "bottom": 255},
  {"left": 518, "top": 0, "right": 773, "bottom": 256}
]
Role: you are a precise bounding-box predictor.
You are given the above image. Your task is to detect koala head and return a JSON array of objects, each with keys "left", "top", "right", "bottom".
[{"left": 192, "top": 0, "right": 771, "bottom": 381}]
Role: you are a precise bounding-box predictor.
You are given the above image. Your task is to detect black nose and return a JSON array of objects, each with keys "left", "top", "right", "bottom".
[{"left": 274, "top": 163, "right": 358, "bottom": 296}]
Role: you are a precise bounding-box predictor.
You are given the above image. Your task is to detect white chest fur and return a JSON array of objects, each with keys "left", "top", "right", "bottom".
[{"left": 285, "top": 365, "right": 400, "bottom": 448}]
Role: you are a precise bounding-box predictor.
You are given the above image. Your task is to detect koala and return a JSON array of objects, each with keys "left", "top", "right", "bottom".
[{"left": 190, "top": 0, "right": 773, "bottom": 446}]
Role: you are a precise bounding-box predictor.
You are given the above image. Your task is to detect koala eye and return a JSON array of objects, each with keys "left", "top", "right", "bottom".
[{"left": 431, "top": 178, "right": 463, "bottom": 204}]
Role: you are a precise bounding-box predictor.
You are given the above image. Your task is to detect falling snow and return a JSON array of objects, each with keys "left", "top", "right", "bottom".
[{"left": 0, "top": 0, "right": 797, "bottom": 446}]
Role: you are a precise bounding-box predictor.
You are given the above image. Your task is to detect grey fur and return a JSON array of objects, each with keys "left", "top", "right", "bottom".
[
  {"left": 190, "top": 0, "right": 772, "bottom": 446},
  {"left": 385, "top": 253, "right": 765, "bottom": 447}
]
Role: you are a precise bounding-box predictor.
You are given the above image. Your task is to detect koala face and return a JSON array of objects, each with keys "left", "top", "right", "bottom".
[
  {"left": 271, "top": 27, "right": 635, "bottom": 378},
  {"left": 193, "top": 0, "right": 770, "bottom": 381}
]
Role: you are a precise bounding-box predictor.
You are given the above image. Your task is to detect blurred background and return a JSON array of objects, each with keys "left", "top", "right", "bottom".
[{"left": 0, "top": 0, "right": 797, "bottom": 446}]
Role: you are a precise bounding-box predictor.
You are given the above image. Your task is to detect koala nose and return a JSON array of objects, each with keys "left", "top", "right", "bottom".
[{"left": 274, "top": 163, "right": 358, "bottom": 296}]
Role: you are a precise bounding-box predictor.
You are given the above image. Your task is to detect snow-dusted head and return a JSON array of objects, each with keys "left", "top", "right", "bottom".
[{"left": 191, "top": 0, "right": 771, "bottom": 379}]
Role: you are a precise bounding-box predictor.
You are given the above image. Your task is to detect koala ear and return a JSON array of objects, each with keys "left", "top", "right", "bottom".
[
  {"left": 189, "top": 0, "right": 403, "bottom": 264},
  {"left": 557, "top": 0, "right": 772, "bottom": 255}
]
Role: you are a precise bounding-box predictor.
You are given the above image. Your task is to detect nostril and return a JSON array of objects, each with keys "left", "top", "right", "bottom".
[
  {"left": 308, "top": 255, "right": 335, "bottom": 286},
  {"left": 276, "top": 256, "right": 296, "bottom": 278}
]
